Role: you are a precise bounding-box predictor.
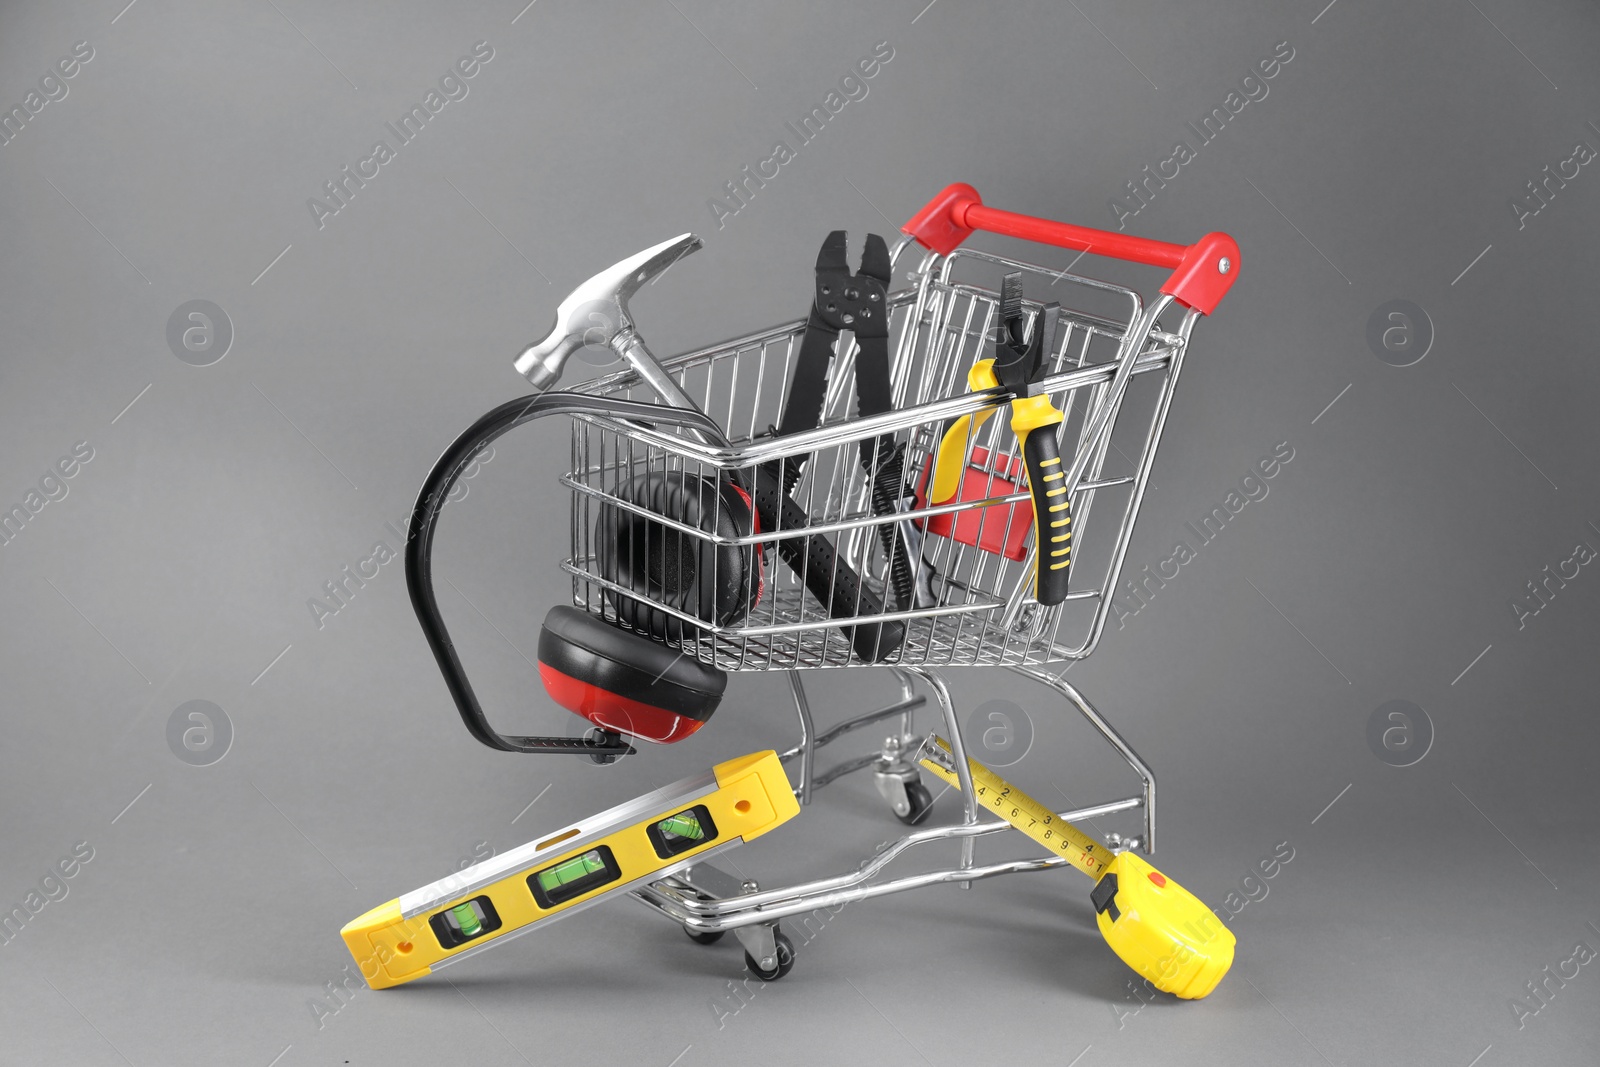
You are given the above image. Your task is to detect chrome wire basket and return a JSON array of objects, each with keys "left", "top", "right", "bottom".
[{"left": 566, "top": 240, "right": 1200, "bottom": 674}]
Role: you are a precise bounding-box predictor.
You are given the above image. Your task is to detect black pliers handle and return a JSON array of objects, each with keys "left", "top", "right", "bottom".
[{"left": 756, "top": 231, "right": 910, "bottom": 661}]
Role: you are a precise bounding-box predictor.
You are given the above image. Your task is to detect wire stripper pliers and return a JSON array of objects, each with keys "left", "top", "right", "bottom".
[{"left": 778, "top": 231, "right": 929, "bottom": 613}]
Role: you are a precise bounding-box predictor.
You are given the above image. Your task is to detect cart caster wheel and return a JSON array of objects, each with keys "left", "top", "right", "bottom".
[
  {"left": 744, "top": 931, "right": 795, "bottom": 981},
  {"left": 685, "top": 927, "right": 725, "bottom": 945},
  {"left": 895, "top": 781, "right": 934, "bottom": 826}
]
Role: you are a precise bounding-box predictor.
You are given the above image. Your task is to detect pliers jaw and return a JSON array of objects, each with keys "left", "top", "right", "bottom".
[
  {"left": 991, "top": 272, "right": 1059, "bottom": 395},
  {"left": 811, "top": 230, "right": 891, "bottom": 339}
]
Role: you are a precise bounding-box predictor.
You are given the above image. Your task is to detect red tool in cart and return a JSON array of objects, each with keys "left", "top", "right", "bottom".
[{"left": 379, "top": 182, "right": 1240, "bottom": 992}]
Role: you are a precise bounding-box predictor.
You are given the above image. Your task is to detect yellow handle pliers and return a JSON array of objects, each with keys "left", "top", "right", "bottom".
[{"left": 930, "top": 274, "right": 1071, "bottom": 605}]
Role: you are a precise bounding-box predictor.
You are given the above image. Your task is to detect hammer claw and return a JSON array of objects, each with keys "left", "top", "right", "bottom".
[{"left": 514, "top": 233, "right": 702, "bottom": 392}]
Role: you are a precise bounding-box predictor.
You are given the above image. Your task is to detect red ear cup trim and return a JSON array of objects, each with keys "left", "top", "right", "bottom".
[
  {"left": 537, "top": 606, "right": 725, "bottom": 745},
  {"left": 538, "top": 663, "right": 709, "bottom": 744},
  {"left": 726, "top": 480, "right": 765, "bottom": 610}
]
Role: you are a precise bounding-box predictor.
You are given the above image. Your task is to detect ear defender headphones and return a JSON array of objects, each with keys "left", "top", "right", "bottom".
[
  {"left": 407, "top": 392, "right": 752, "bottom": 759},
  {"left": 549, "top": 465, "right": 765, "bottom": 744}
]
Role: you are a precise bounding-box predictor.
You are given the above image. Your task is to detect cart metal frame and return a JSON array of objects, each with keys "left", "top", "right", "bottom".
[{"left": 560, "top": 206, "right": 1229, "bottom": 977}]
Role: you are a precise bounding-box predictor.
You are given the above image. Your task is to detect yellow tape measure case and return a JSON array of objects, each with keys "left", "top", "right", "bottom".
[{"left": 1092, "top": 851, "right": 1234, "bottom": 999}]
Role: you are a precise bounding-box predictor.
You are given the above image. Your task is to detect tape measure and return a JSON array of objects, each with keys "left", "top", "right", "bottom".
[
  {"left": 920, "top": 738, "right": 1234, "bottom": 999},
  {"left": 341, "top": 750, "right": 799, "bottom": 989}
]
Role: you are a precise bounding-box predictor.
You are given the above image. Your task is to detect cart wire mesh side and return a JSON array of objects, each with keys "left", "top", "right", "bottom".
[{"left": 564, "top": 240, "right": 1204, "bottom": 674}]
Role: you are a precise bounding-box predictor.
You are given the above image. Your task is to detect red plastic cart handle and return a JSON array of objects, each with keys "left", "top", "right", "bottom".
[{"left": 901, "top": 182, "right": 1239, "bottom": 315}]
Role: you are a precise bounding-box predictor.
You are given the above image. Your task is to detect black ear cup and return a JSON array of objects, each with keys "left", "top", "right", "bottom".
[
  {"left": 537, "top": 606, "right": 726, "bottom": 744},
  {"left": 596, "top": 471, "right": 762, "bottom": 641}
]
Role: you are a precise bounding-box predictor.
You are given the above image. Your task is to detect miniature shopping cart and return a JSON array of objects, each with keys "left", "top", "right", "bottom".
[{"left": 548, "top": 184, "right": 1240, "bottom": 978}]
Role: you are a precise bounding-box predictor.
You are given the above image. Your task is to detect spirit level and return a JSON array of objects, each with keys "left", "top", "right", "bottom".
[
  {"left": 341, "top": 750, "right": 799, "bottom": 989},
  {"left": 919, "top": 739, "right": 1234, "bottom": 999}
]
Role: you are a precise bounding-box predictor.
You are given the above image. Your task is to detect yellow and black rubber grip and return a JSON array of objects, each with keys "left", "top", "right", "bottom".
[{"left": 1010, "top": 394, "right": 1070, "bottom": 605}]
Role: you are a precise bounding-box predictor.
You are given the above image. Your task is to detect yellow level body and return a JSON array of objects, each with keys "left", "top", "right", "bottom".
[
  {"left": 341, "top": 751, "right": 799, "bottom": 989},
  {"left": 920, "top": 740, "right": 1234, "bottom": 999}
]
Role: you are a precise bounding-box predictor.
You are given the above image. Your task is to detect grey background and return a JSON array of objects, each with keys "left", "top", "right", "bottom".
[{"left": 2, "top": 0, "right": 1598, "bottom": 1064}]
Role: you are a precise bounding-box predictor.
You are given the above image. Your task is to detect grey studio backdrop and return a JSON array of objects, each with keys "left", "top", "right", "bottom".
[{"left": 1, "top": 0, "right": 1597, "bottom": 1064}]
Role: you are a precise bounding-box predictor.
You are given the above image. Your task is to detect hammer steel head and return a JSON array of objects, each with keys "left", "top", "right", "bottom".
[{"left": 514, "top": 233, "right": 702, "bottom": 391}]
